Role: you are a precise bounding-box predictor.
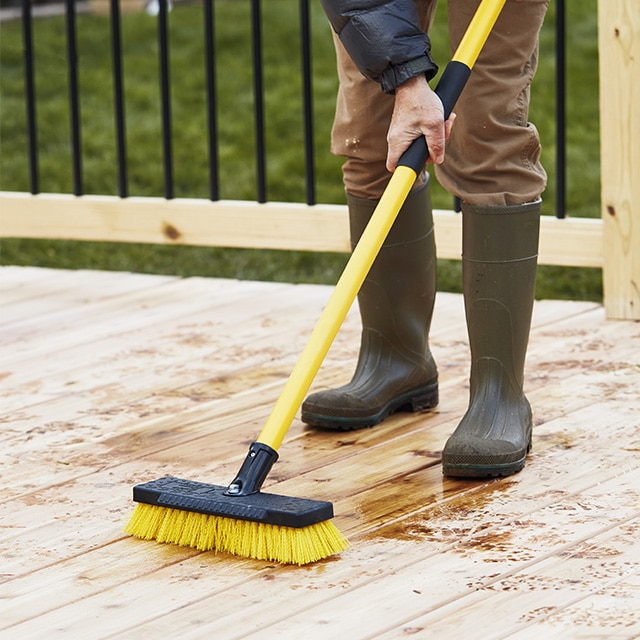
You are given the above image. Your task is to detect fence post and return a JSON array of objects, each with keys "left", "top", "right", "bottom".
[{"left": 598, "top": 0, "right": 640, "bottom": 320}]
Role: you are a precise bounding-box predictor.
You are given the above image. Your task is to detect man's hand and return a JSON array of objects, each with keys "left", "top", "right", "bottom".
[{"left": 386, "top": 74, "right": 455, "bottom": 172}]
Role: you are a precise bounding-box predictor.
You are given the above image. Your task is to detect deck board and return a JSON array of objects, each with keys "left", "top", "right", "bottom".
[{"left": 1, "top": 266, "right": 638, "bottom": 639}]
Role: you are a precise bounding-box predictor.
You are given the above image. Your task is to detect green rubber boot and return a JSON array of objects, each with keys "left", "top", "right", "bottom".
[
  {"left": 301, "top": 178, "right": 439, "bottom": 430},
  {"left": 442, "top": 199, "right": 541, "bottom": 477}
]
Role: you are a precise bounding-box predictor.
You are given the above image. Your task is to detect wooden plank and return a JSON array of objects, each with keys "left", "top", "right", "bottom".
[
  {"left": 504, "top": 571, "right": 640, "bottom": 640},
  {"left": 0, "top": 290, "right": 595, "bottom": 418},
  {"left": 0, "top": 268, "right": 177, "bottom": 324},
  {"left": 0, "top": 192, "right": 351, "bottom": 252},
  {"left": 0, "top": 277, "right": 301, "bottom": 373},
  {"left": 434, "top": 210, "right": 604, "bottom": 268},
  {"left": 537, "top": 215, "right": 603, "bottom": 268},
  {"left": 0, "top": 280, "right": 305, "bottom": 378},
  {"left": 0, "top": 193, "right": 604, "bottom": 267},
  {"left": 598, "top": 0, "right": 640, "bottom": 319},
  {"left": 0, "top": 266, "right": 87, "bottom": 303}
]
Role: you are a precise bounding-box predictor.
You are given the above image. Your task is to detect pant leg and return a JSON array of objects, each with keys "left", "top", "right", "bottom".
[
  {"left": 331, "top": 0, "right": 439, "bottom": 199},
  {"left": 436, "top": 0, "right": 549, "bottom": 206}
]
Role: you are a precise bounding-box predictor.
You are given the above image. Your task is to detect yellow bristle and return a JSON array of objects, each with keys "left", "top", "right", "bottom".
[{"left": 124, "top": 503, "right": 349, "bottom": 565}]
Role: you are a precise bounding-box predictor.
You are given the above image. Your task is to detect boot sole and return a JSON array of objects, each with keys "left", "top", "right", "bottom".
[
  {"left": 302, "top": 383, "right": 439, "bottom": 432},
  {"left": 442, "top": 438, "right": 532, "bottom": 479},
  {"left": 442, "top": 456, "right": 526, "bottom": 478}
]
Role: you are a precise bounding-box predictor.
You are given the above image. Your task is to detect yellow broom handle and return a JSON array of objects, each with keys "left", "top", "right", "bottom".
[
  {"left": 454, "top": 0, "right": 506, "bottom": 68},
  {"left": 257, "top": 167, "right": 417, "bottom": 450},
  {"left": 256, "top": 0, "right": 507, "bottom": 452}
]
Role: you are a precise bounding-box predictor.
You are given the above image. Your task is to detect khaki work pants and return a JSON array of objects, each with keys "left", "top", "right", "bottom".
[{"left": 331, "top": 0, "right": 549, "bottom": 206}]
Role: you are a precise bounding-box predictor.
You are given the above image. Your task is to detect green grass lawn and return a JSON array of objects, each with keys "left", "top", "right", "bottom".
[{"left": 0, "top": 0, "right": 602, "bottom": 301}]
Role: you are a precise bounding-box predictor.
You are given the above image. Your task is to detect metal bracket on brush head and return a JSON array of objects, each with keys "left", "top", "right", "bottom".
[{"left": 225, "top": 442, "right": 279, "bottom": 496}]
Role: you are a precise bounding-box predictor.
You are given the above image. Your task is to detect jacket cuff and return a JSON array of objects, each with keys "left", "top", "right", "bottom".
[{"left": 379, "top": 55, "right": 438, "bottom": 94}]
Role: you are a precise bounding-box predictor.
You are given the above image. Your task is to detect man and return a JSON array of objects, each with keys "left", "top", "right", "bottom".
[{"left": 302, "top": 0, "right": 549, "bottom": 478}]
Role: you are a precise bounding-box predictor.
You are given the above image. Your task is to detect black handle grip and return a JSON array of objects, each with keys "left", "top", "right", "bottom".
[{"left": 398, "top": 60, "right": 472, "bottom": 173}]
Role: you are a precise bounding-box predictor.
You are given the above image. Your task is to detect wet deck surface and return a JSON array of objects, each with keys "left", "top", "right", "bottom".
[{"left": 1, "top": 266, "right": 639, "bottom": 639}]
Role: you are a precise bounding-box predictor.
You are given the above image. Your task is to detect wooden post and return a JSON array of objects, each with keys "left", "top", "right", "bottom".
[{"left": 598, "top": 0, "right": 640, "bottom": 320}]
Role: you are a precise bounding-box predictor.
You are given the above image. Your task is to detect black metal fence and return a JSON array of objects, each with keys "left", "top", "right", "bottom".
[{"left": 16, "top": 0, "right": 568, "bottom": 216}]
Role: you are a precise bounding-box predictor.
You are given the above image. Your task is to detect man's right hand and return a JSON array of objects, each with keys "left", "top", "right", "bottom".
[{"left": 386, "top": 74, "right": 456, "bottom": 172}]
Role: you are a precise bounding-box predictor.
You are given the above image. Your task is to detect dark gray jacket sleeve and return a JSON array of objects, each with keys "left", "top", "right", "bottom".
[{"left": 321, "top": 0, "right": 438, "bottom": 93}]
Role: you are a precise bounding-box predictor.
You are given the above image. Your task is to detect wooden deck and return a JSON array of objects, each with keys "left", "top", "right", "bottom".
[{"left": 1, "top": 265, "right": 639, "bottom": 639}]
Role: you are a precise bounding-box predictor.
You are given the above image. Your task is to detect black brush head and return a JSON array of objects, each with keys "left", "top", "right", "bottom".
[{"left": 133, "top": 476, "right": 334, "bottom": 528}]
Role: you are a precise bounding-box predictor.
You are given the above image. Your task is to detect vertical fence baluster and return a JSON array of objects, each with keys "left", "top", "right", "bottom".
[
  {"left": 65, "top": 0, "right": 82, "bottom": 195},
  {"left": 158, "top": 0, "right": 174, "bottom": 199},
  {"left": 110, "top": 0, "right": 128, "bottom": 198},
  {"left": 300, "top": 0, "right": 315, "bottom": 206},
  {"left": 204, "top": 0, "right": 219, "bottom": 201},
  {"left": 251, "top": 0, "right": 266, "bottom": 203},
  {"left": 555, "top": 0, "right": 566, "bottom": 219},
  {"left": 21, "top": 0, "right": 39, "bottom": 194}
]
